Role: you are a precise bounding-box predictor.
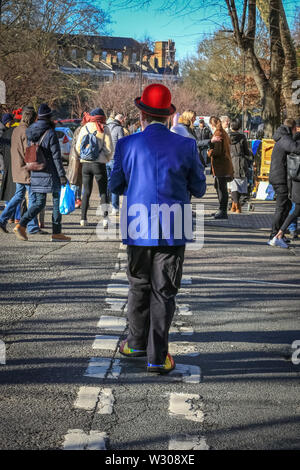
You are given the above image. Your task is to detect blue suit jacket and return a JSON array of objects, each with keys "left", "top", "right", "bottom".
[{"left": 109, "top": 123, "right": 206, "bottom": 246}]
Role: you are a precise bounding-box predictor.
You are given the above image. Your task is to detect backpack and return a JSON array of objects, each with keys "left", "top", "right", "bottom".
[
  {"left": 80, "top": 126, "right": 99, "bottom": 161},
  {"left": 287, "top": 153, "right": 300, "bottom": 182},
  {"left": 24, "top": 130, "right": 49, "bottom": 171}
]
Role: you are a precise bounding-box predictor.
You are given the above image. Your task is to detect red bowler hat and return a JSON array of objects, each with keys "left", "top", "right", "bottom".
[{"left": 134, "top": 83, "right": 176, "bottom": 117}]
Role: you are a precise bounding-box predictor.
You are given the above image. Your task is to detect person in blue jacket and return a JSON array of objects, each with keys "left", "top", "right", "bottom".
[
  {"left": 14, "top": 104, "right": 71, "bottom": 242},
  {"left": 109, "top": 83, "right": 206, "bottom": 374}
]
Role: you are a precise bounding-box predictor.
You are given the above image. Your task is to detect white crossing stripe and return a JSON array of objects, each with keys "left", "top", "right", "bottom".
[
  {"left": 74, "top": 386, "right": 101, "bottom": 411},
  {"left": 169, "top": 435, "right": 209, "bottom": 450},
  {"left": 63, "top": 429, "right": 108, "bottom": 450},
  {"left": 119, "top": 243, "right": 126, "bottom": 250},
  {"left": 117, "top": 252, "right": 127, "bottom": 260},
  {"left": 176, "top": 303, "right": 192, "bottom": 315},
  {"left": 170, "top": 324, "right": 194, "bottom": 336},
  {"left": 92, "top": 335, "right": 120, "bottom": 351},
  {"left": 169, "top": 364, "right": 201, "bottom": 383},
  {"left": 169, "top": 393, "right": 204, "bottom": 422},
  {"left": 107, "top": 284, "right": 129, "bottom": 297},
  {"left": 111, "top": 272, "right": 128, "bottom": 282},
  {"left": 97, "top": 315, "right": 127, "bottom": 332},
  {"left": 97, "top": 388, "right": 115, "bottom": 414},
  {"left": 104, "top": 298, "right": 127, "bottom": 311},
  {"left": 107, "top": 359, "right": 121, "bottom": 380},
  {"left": 84, "top": 357, "right": 112, "bottom": 379},
  {"left": 169, "top": 342, "right": 200, "bottom": 357}
]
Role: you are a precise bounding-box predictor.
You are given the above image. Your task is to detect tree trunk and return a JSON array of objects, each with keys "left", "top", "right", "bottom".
[
  {"left": 279, "top": 0, "right": 300, "bottom": 118},
  {"left": 261, "top": 84, "right": 281, "bottom": 137}
]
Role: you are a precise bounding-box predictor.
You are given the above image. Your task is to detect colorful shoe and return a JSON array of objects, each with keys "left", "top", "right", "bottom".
[
  {"left": 119, "top": 340, "right": 147, "bottom": 357},
  {"left": 75, "top": 199, "right": 82, "bottom": 209},
  {"left": 147, "top": 353, "right": 175, "bottom": 374}
]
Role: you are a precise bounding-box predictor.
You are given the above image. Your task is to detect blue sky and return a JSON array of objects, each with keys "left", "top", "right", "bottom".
[{"left": 96, "top": 0, "right": 299, "bottom": 62}]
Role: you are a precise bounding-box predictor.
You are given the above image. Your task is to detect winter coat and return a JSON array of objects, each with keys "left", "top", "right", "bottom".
[
  {"left": 66, "top": 126, "right": 82, "bottom": 187},
  {"left": 195, "top": 126, "right": 212, "bottom": 142},
  {"left": 229, "top": 130, "right": 251, "bottom": 179},
  {"left": 109, "top": 123, "right": 206, "bottom": 247},
  {"left": 208, "top": 129, "right": 234, "bottom": 179},
  {"left": 107, "top": 120, "right": 124, "bottom": 154},
  {"left": 289, "top": 132, "right": 300, "bottom": 204},
  {"left": 10, "top": 122, "right": 31, "bottom": 184},
  {"left": 26, "top": 120, "right": 66, "bottom": 193},
  {"left": 269, "top": 125, "right": 300, "bottom": 186},
  {"left": 76, "top": 122, "right": 113, "bottom": 164},
  {"left": 0, "top": 127, "right": 16, "bottom": 201}
]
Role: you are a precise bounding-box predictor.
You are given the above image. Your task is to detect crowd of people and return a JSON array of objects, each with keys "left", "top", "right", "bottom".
[
  {"left": 0, "top": 82, "right": 299, "bottom": 373},
  {"left": 0, "top": 90, "right": 299, "bottom": 248}
]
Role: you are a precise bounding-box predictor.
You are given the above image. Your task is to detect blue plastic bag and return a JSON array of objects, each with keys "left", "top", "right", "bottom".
[{"left": 59, "top": 183, "right": 75, "bottom": 215}]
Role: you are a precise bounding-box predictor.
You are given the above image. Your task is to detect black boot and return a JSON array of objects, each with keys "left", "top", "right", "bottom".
[{"left": 214, "top": 210, "right": 228, "bottom": 220}]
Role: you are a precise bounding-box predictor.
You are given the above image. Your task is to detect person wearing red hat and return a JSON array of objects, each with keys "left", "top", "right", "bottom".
[{"left": 109, "top": 83, "right": 206, "bottom": 374}]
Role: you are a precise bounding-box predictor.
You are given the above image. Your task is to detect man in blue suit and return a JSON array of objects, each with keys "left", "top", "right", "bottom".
[{"left": 109, "top": 84, "right": 206, "bottom": 374}]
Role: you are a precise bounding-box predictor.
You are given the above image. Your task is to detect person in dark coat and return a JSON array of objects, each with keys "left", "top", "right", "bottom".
[
  {"left": 0, "top": 107, "right": 41, "bottom": 234},
  {"left": 14, "top": 104, "right": 71, "bottom": 242},
  {"left": 194, "top": 119, "right": 212, "bottom": 166},
  {"left": 268, "top": 118, "right": 300, "bottom": 245},
  {"left": 0, "top": 113, "right": 21, "bottom": 224},
  {"left": 107, "top": 114, "right": 125, "bottom": 215},
  {"left": 270, "top": 129, "right": 300, "bottom": 248},
  {"left": 228, "top": 119, "right": 252, "bottom": 213}
]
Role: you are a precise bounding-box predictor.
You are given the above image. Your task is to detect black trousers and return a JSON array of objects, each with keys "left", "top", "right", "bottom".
[
  {"left": 281, "top": 203, "right": 300, "bottom": 233},
  {"left": 126, "top": 245, "right": 185, "bottom": 364},
  {"left": 214, "top": 176, "right": 228, "bottom": 212},
  {"left": 270, "top": 184, "right": 292, "bottom": 238},
  {"left": 81, "top": 162, "right": 108, "bottom": 220}
]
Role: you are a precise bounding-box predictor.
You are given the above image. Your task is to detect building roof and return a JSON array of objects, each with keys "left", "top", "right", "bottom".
[{"left": 65, "top": 34, "right": 148, "bottom": 52}]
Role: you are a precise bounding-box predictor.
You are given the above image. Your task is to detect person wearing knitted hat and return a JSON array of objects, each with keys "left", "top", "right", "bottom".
[
  {"left": 14, "top": 103, "right": 71, "bottom": 242},
  {"left": 109, "top": 83, "right": 206, "bottom": 374},
  {"left": 75, "top": 107, "right": 113, "bottom": 228}
]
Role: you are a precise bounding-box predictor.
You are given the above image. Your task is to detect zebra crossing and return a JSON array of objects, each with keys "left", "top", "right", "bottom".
[{"left": 63, "top": 243, "right": 208, "bottom": 451}]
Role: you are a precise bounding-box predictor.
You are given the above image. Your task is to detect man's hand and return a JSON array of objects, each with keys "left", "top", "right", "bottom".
[{"left": 60, "top": 176, "right": 68, "bottom": 186}]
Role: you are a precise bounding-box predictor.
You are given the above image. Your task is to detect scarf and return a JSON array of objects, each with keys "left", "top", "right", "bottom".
[{"left": 82, "top": 112, "right": 106, "bottom": 133}]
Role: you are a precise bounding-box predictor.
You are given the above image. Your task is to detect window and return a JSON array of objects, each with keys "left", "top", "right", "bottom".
[
  {"left": 102, "top": 51, "right": 107, "bottom": 60},
  {"left": 86, "top": 50, "right": 92, "bottom": 61},
  {"left": 71, "top": 49, "right": 77, "bottom": 59},
  {"left": 117, "top": 52, "right": 123, "bottom": 62},
  {"left": 131, "top": 52, "right": 137, "bottom": 63}
]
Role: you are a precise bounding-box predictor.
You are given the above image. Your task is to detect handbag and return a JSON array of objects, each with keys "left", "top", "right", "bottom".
[
  {"left": 287, "top": 153, "right": 300, "bottom": 182},
  {"left": 59, "top": 183, "right": 75, "bottom": 215},
  {"left": 25, "top": 130, "right": 49, "bottom": 171}
]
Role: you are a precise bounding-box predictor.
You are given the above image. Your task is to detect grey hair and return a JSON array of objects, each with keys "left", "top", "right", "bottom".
[{"left": 21, "top": 107, "right": 37, "bottom": 126}]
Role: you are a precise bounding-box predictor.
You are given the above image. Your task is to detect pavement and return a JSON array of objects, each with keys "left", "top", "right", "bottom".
[{"left": 0, "top": 176, "right": 300, "bottom": 451}]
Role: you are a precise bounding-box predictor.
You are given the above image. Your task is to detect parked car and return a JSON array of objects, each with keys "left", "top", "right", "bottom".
[
  {"left": 55, "top": 126, "right": 73, "bottom": 162},
  {"left": 55, "top": 119, "right": 81, "bottom": 133}
]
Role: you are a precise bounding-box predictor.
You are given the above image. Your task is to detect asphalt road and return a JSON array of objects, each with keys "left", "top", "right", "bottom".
[{"left": 0, "top": 178, "right": 300, "bottom": 450}]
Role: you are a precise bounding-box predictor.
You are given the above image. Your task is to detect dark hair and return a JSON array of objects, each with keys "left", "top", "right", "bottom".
[
  {"left": 142, "top": 112, "right": 169, "bottom": 124},
  {"left": 199, "top": 119, "right": 204, "bottom": 124},
  {"left": 284, "top": 118, "right": 296, "bottom": 128},
  {"left": 230, "top": 119, "right": 241, "bottom": 131}
]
